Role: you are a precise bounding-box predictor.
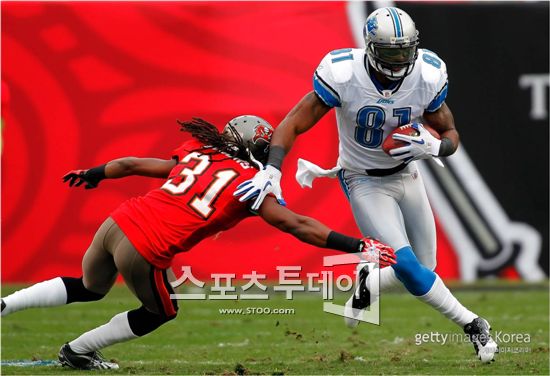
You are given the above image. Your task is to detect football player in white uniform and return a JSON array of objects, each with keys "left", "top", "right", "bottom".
[{"left": 235, "top": 7, "right": 497, "bottom": 362}]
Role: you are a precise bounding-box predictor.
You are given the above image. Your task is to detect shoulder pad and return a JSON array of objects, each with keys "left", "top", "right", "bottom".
[
  {"left": 418, "top": 49, "right": 447, "bottom": 88},
  {"left": 318, "top": 49, "right": 359, "bottom": 84}
]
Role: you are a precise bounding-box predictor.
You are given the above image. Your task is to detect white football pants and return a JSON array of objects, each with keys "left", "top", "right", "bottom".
[{"left": 339, "top": 162, "right": 437, "bottom": 270}]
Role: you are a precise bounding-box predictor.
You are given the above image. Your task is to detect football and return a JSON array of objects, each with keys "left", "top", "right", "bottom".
[{"left": 382, "top": 123, "right": 441, "bottom": 155}]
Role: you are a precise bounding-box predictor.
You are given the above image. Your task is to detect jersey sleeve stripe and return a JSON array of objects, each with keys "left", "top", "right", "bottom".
[
  {"left": 313, "top": 72, "right": 342, "bottom": 108},
  {"left": 426, "top": 82, "right": 448, "bottom": 112}
]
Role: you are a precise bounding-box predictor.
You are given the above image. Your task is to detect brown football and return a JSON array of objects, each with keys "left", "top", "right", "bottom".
[{"left": 382, "top": 123, "right": 440, "bottom": 155}]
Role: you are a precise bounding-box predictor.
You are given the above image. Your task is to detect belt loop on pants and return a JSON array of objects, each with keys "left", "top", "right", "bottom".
[{"left": 365, "top": 163, "right": 407, "bottom": 177}]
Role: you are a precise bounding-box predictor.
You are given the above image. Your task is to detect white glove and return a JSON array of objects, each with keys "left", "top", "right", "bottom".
[
  {"left": 233, "top": 164, "right": 285, "bottom": 211},
  {"left": 389, "top": 123, "right": 441, "bottom": 163}
]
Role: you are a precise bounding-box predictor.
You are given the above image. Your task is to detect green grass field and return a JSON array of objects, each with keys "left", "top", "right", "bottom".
[{"left": 1, "top": 282, "right": 549, "bottom": 375}]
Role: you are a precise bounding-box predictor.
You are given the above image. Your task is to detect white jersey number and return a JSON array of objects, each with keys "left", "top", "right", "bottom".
[
  {"left": 161, "top": 152, "right": 238, "bottom": 219},
  {"left": 162, "top": 152, "right": 211, "bottom": 195},
  {"left": 189, "top": 169, "right": 238, "bottom": 219}
]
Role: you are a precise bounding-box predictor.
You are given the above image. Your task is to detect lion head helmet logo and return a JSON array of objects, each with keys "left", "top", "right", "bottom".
[
  {"left": 365, "top": 16, "right": 378, "bottom": 37},
  {"left": 252, "top": 124, "right": 273, "bottom": 144}
]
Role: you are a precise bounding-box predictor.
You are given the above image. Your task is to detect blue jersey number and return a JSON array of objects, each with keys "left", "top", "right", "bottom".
[
  {"left": 422, "top": 53, "right": 441, "bottom": 69},
  {"left": 355, "top": 106, "right": 412, "bottom": 148},
  {"left": 330, "top": 48, "right": 353, "bottom": 63},
  {"left": 393, "top": 107, "right": 412, "bottom": 126},
  {"left": 355, "top": 106, "right": 385, "bottom": 148}
]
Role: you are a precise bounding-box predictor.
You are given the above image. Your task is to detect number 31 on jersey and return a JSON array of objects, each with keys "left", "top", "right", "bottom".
[{"left": 161, "top": 152, "right": 238, "bottom": 219}]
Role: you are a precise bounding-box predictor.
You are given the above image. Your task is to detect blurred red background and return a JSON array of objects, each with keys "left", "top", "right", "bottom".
[{"left": 2, "top": 1, "right": 462, "bottom": 282}]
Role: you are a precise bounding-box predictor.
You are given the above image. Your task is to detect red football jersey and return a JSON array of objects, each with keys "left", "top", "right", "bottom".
[{"left": 111, "top": 140, "right": 257, "bottom": 269}]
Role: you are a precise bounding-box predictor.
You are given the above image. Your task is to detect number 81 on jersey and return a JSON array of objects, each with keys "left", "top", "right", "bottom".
[{"left": 354, "top": 106, "right": 411, "bottom": 148}]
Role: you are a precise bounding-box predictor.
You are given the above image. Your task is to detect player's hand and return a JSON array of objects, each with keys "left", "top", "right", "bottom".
[
  {"left": 389, "top": 123, "right": 441, "bottom": 163},
  {"left": 234, "top": 164, "right": 286, "bottom": 211},
  {"left": 62, "top": 169, "right": 101, "bottom": 189},
  {"left": 360, "top": 237, "right": 396, "bottom": 268}
]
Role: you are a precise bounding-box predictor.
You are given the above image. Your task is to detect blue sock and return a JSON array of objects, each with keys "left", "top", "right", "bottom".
[{"left": 391, "top": 246, "right": 436, "bottom": 296}]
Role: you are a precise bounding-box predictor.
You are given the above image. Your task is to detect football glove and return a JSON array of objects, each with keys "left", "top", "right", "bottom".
[
  {"left": 234, "top": 164, "right": 286, "bottom": 211},
  {"left": 360, "top": 237, "right": 397, "bottom": 268},
  {"left": 62, "top": 165, "right": 106, "bottom": 189},
  {"left": 389, "top": 123, "right": 441, "bottom": 163}
]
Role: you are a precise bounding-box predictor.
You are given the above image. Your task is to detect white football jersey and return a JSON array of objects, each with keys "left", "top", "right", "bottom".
[{"left": 313, "top": 48, "right": 448, "bottom": 171}]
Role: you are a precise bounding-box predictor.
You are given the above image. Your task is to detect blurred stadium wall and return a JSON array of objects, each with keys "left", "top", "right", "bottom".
[{"left": 2, "top": 1, "right": 548, "bottom": 283}]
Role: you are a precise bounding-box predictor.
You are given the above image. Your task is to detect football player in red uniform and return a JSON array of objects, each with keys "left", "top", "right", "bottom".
[{"left": 1, "top": 116, "right": 396, "bottom": 370}]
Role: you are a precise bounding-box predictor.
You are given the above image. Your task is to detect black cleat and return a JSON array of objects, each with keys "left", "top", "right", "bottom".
[
  {"left": 58, "top": 343, "right": 119, "bottom": 370},
  {"left": 464, "top": 317, "right": 498, "bottom": 363},
  {"left": 344, "top": 262, "right": 371, "bottom": 328}
]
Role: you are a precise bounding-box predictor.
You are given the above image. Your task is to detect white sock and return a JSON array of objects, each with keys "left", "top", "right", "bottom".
[
  {"left": 2, "top": 277, "right": 67, "bottom": 316},
  {"left": 69, "top": 312, "right": 138, "bottom": 353},
  {"left": 366, "top": 267, "right": 403, "bottom": 300},
  {"left": 417, "top": 275, "right": 477, "bottom": 327}
]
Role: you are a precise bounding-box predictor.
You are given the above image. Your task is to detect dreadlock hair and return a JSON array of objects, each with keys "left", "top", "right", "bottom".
[{"left": 177, "top": 118, "right": 259, "bottom": 167}]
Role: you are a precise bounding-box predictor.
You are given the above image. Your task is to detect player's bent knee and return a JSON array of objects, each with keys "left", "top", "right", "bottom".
[
  {"left": 391, "top": 247, "right": 421, "bottom": 276},
  {"left": 391, "top": 247, "right": 436, "bottom": 296},
  {"left": 62, "top": 277, "right": 105, "bottom": 304},
  {"left": 127, "top": 305, "right": 176, "bottom": 337}
]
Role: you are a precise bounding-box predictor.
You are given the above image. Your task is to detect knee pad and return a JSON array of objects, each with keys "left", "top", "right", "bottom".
[
  {"left": 62, "top": 277, "right": 105, "bottom": 304},
  {"left": 127, "top": 305, "right": 176, "bottom": 337},
  {"left": 391, "top": 247, "right": 436, "bottom": 296}
]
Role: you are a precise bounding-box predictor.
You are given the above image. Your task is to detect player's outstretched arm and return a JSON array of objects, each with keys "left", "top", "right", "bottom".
[
  {"left": 257, "top": 197, "right": 396, "bottom": 266},
  {"left": 105, "top": 157, "right": 177, "bottom": 179},
  {"left": 258, "top": 196, "right": 331, "bottom": 247},
  {"left": 234, "top": 92, "right": 331, "bottom": 210},
  {"left": 62, "top": 157, "right": 177, "bottom": 189}
]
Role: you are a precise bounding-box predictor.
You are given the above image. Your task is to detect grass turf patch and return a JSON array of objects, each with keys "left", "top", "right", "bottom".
[{"left": 1, "top": 283, "right": 548, "bottom": 375}]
